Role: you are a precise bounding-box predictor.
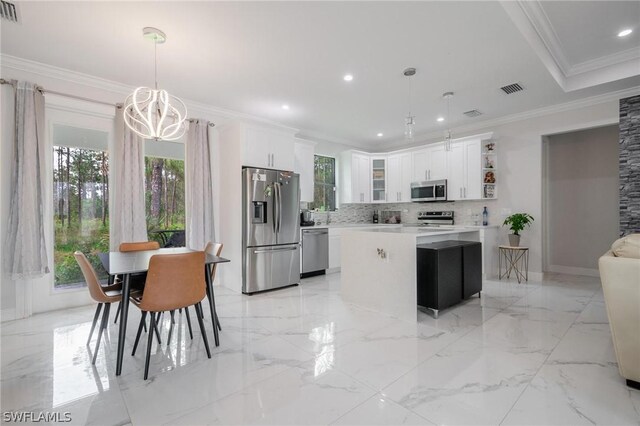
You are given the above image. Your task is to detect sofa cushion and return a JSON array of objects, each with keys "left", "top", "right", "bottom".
[{"left": 611, "top": 234, "right": 640, "bottom": 259}]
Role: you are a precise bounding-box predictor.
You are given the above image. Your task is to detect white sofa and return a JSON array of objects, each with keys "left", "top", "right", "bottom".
[{"left": 599, "top": 233, "right": 640, "bottom": 390}]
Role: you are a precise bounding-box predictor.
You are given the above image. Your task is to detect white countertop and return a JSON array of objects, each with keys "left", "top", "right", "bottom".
[
  {"left": 347, "top": 226, "right": 479, "bottom": 237},
  {"left": 302, "top": 223, "right": 401, "bottom": 229},
  {"left": 304, "top": 223, "right": 498, "bottom": 230}
]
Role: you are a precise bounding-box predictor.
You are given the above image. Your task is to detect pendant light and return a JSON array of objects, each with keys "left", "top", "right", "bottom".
[
  {"left": 404, "top": 68, "right": 416, "bottom": 141},
  {"left": 443, "top": 91, "right": 454, "bottom": 151},
  {"left": 124, "top": 27, "right": 187, "bottom": 141}
]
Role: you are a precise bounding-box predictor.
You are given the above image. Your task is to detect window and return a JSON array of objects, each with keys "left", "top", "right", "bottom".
[
  {"left": 312, "top": 155, "right": 336, "bottom": 211},
  {"left": 53, "top": 125, "right": 110, "bottom": 289},
  {"left": 144, "top": 140, "right": 186, "bottom": 247}
]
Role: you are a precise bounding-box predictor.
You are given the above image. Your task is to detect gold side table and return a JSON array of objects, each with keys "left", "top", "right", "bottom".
[{"left": 499, "top": 245, "right": 529, "bottom": 283}]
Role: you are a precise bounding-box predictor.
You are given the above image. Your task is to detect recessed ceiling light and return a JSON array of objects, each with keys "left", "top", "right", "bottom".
[
  {"left": 618, "top": 28, "right": 633, "bottom": 37},
  {"left": 377, "top": 133, "right": 383, "bottom": 137},
  {"left": 343, "top": 74, "right": 354, "bottom": 82},
  {"left": 437, "top": 117, "right": 445, "bottom": 122},
  {"left": 281, "top": 104, "right": 290, "bottom": 110}
]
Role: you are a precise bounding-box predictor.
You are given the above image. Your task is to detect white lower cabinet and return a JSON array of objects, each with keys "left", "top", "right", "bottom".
[{"left": 328, "top": 232, "right": 341, "bottom": 270}]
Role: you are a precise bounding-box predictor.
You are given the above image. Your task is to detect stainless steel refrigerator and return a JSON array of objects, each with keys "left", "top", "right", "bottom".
[{"left": 242, "top": 167, "right": 301, "bottom": 294}]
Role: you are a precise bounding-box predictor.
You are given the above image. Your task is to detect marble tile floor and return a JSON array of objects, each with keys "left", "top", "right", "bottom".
[{"left": 1, "top": 273, "right": 639, "bottom": 425}]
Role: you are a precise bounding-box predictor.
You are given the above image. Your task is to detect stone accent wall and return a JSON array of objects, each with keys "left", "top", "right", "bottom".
[{"left": 620, "top": 95, "right": 640, "bottom": 236}]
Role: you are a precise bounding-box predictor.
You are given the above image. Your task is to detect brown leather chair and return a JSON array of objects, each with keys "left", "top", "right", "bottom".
[
  {"left": 180, "top": 242, "right": 224, "bottom": 341},
  {"left": 119, "top": 241, "right": 160, "bottom": 252},
  {"left": 204, "top": 242, "right": 223, "bottom": 331},
  {"left": 75, "top": 251, "right": 128, "bottom": 364},
  {"left": 130, "top": 251, "right": 211, "bottom": 379},
  {"left": 113, "top": 241, "right": 161, "bottom": 324}
]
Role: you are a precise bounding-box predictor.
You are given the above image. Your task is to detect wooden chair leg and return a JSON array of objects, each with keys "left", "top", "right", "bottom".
[
  {"left": 132, "top": 311, "right": 148, "bottom": 356},
  {"left": 87, "top": 303, "right": 103, "bottom": 345},
  {"left": 92, "top": 303, "right": 110, "bottom": 365},
  {"left": 184, "top": 306, "right": 193, "bottom": 340},
  {"left": 195, "top": 303, "right": 211, "bottom": 358},
  {"left": 144, "top": 311, "right": 155, "bottom": 380}
]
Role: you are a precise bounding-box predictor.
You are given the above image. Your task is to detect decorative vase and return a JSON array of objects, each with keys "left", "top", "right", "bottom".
[{"left": 508, "top": 234, "right": 521, "bottom": 247}]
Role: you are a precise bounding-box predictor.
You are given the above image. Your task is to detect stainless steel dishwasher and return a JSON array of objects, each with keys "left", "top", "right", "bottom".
[{"left": 301, "top": 228, "right": 329, "bottom": 278}]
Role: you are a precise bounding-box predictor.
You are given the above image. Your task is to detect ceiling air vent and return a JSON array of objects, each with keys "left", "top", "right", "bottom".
[
  {"left": 463, "top": 109, "right": 482, "bottom": 118},
  {"left": 500, "top": 83, "right": 524, "bottom": 94},
  {"left": 0, "top": 1, "right": 19, "bottom": 23}
]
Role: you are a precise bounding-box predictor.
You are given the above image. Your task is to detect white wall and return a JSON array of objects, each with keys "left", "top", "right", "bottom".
[{"left": 544, "top": 125, "right": 619, "bottom": 276}]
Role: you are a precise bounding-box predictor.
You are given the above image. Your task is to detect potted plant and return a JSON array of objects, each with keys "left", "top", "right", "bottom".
[{"left": 503, "top": 213, "right": 534, "bottom": 247}]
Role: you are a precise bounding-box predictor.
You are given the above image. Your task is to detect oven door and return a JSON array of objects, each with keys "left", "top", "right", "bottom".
[{"left": 411, "top": 182, "right": 435, "bottom": 202}]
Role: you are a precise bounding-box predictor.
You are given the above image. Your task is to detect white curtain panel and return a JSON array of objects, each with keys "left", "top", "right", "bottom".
[
  {"left": 111, "top": 106, "right": 148, "bottom": 250},
  {"left": 4, "top": 81, "right": 50, "bottom": 279},
  {"left": 186, "top": 120, "right": 215, "bottom": 250}
]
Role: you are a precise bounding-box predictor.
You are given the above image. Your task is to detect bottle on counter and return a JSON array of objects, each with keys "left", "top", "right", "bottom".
[
  {"left": 373, "top": 210, "right": 379, "bottom": 224},
  {"left": 482, "top": 206, "right": 488, "bottom": 226}
]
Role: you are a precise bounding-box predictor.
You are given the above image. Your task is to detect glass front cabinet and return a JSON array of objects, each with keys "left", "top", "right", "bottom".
[{"left": 370, "top": 157, "right": 387, "bottom": 203}]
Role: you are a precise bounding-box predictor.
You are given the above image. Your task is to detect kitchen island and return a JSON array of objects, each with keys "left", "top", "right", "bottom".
[{"left": 341, "top": 226, "right": 498, "bottom": 321}]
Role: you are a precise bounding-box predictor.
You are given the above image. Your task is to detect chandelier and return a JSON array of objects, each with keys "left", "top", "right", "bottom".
[
  {"left": 403, "top": 67, "right": 416, "bottom": 141},
  {"left": 124, "top": 27, "right": 187, "bottom": 141}
]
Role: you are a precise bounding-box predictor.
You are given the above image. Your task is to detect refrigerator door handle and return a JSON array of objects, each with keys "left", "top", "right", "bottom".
[
  {"left": 253, "top": 246, "right": 298, "bottom": 254},
  {"left": 274, "top": 182, "right": 281, "bottom": 235},
  {"left": 272, "top": 183, "right": 278, "bottom": 234}
]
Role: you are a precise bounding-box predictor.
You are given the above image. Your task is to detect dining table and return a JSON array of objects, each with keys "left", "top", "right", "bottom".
[{"left": 98, "top": 247, "right": 230, "bottom": 376}]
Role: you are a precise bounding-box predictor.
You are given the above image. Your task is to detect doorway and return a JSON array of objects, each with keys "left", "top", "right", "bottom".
[{"left": 542, "top": 125, "right": 619, "bottom": 277}]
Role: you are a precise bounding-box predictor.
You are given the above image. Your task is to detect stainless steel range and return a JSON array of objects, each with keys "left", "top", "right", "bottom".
[{"left": 416, "top": 211, "right": 455, "bottom": 226}]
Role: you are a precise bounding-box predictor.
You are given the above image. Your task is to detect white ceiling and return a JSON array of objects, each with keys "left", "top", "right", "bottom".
[
  {"left": 2, "top": 1, "right": 639, "bottom": 148},
  {"left": 539, "top": 1, "right": 639, "bottom": 65}
]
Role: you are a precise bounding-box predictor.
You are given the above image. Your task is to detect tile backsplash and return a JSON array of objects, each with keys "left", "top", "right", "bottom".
[{"left": 306, "top": 200, "right": 499, "bottom": 226}]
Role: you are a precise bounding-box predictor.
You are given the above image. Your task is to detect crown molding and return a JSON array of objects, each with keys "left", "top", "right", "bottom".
[
  {"left": 568, "top": 47, "right": 640, "bottom": 77},
  {"left": 0, "top": 54, "right": 300, "bottom": 134},
  {"left": 374, "top": 85, "right": 640, "bottom": 151},
  {"left": 517, "top": 0, "right": 571, "bottom": 76},
  {"left": 501, "top": 1, "right": 640, "bottom": 92}
]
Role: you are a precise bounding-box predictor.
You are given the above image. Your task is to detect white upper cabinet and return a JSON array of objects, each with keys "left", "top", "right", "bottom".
[
  {"left": 447, "top": 138, "right": 482, "bottom": 200},
  {"left": 387, "top": 152, "right": 412, "bottom": 202},
  {"left": 339, "top": 151, "right": 370, "bottom": 204},
  {"left": 294, "top": 139, "right": 316, "bottom": 202},
  {"left": 354, "top": 153, "right": 371, "bottom": 203},
  {"left": 244, "top": 126, "right": 295, "bottom": 171},
  {"left": 412, "top": 143, "right": 447, "bottom": 182},
  {"left": 337, "top": 132, "right": 491, "bottom": 205},
  {"left": 245, "top": 127, "right": 272, "bottom": 169},
  {"left": 465, "top": 139, "right": 482, "bottom": 199},
  {"left": 370, "top": 157, "right": 387, "bottom": 203}
]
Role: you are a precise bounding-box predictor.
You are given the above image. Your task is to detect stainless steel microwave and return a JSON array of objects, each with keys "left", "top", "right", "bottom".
[{"left": 410, "top": 180, "right": 447, "bottom": 202}]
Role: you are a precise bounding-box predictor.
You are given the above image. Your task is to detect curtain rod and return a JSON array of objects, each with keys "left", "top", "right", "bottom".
[
  {"left": 1, "top": 78, "right": 215, "bottom": 126},
  {"left": 1, "top": 77, "right": 116, "bottom": 107}
]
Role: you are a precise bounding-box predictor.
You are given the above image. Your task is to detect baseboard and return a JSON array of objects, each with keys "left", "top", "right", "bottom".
[
  {"left": 547, "top": 265, "right": 600, "bottom": 277},
  {"left": 1, "top": 308, "right": 16, "bottom": 323}
]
